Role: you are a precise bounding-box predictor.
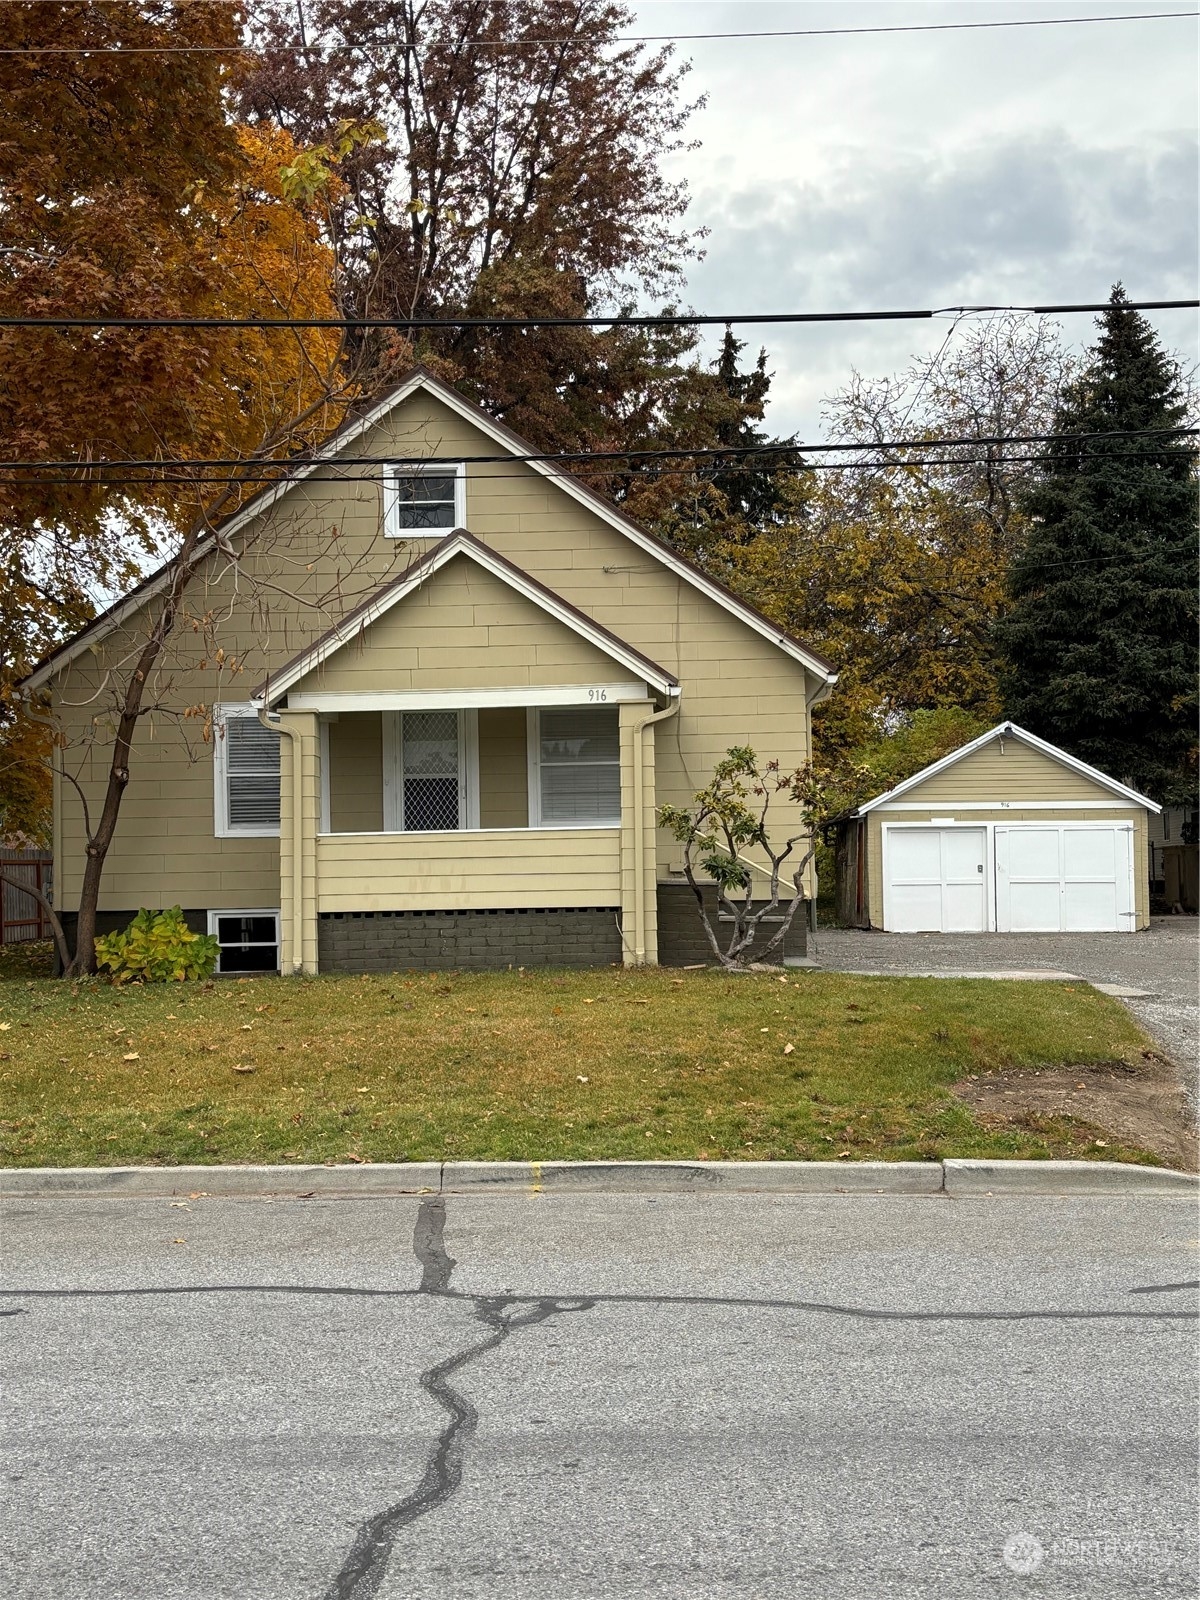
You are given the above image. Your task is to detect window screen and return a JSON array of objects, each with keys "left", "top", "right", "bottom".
[
  {"left": 538, "top": 708, "right": 621, "bottom": 824},
  {"left": 389, "top": 469, "right": 458, "bottom": 531},
  {"left": 223, "top": 714, "right": 281, "bottom": 829},
  {"left": 212, "top": 913, "right": 279, "bottom": 974},
  {"left": 402, "top": 710, "right": 461, "bottom": 830}
]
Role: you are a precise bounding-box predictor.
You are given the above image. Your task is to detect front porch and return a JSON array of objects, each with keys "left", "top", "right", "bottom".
[{"left": 273, "top": 691, "right": 669, "bottom": 974}]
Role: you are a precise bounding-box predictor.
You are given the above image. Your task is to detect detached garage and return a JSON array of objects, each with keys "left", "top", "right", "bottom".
[{"left": 852, "top": 722, "right": 1159, "bottom": 934}]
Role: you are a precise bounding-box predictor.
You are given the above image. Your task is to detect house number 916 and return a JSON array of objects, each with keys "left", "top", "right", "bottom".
[{"left": 588, "top": 688, "right": 608, "bottom": 701}]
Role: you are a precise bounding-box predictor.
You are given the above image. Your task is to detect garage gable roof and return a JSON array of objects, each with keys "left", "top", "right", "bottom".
[
  {"left": 253, "top": 528, "right": 680, "bottom": 705},
  {"left": 856, "top": 722, "right": 1161, "bottom": 815}
]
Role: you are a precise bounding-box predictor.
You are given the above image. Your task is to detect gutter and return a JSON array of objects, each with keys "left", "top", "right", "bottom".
[
  {"left": 255, "top": 700, "right": 304, "bottom": 976},
  {"left": 630, "top": 692, "right": 681, "bottom": 965}
]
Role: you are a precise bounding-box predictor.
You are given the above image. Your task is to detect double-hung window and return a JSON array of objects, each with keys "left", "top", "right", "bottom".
[
  {"left": 214, "top": 705, "right": 281, "bottom": 837},
  {"left": 384, "top": 462, "right": 464, "bottom": 536},
  {"left": 531, "top": 707, "right": 621, "bottom": 826}
]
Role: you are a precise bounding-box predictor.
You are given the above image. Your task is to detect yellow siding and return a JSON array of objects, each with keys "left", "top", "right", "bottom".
[
  {"left": 49, "top": 383, "right": 819, "bottom": 927},
  {"left": 896, "top": 739, "right": 1112, "bottom": 803},
  {"left": 864, "top": 807, "right": 1150, "bottom": 930},
  {"left": 315, "top": 828, "right": 620, "bottom": 911},
  {"left": 477, "top": 708, "right": 528, "bottom": 827},
  {"left": 326, "top": 713, "right": 383, "bottom": 833},
  {"left": 291, "top": 554, "right": 625, "bottom": 695}
]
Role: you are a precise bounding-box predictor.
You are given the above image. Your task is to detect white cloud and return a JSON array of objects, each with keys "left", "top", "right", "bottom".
[{"left": 630, "top": 1, "right": 1199, "bottom": 436}]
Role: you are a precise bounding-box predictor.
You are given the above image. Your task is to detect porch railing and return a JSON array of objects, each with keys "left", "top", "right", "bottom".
[{"left": 315, "top": 827, "right": 621, "bottom": 913}]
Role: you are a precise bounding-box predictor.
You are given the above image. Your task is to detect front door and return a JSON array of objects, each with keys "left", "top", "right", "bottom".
[
  {"left": 383, "top": 710, "right": 466, "bottom": 831},
  {"left": 884, "top": 827, "right": 988, "bottom": 932}
]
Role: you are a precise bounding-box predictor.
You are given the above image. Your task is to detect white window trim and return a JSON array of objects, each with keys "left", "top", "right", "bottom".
[
  {"left": 318, "top": 717, "right": 332, "bottom": 833},
  {"left": 381, "top": 709, "right": 478, "bottom": 831},
  {"left": 207, "top": 909, "right": 281, "bottom": 974},
  {"left": 527, "top": 706, "right": 622, "bottom": 828},
  {"left": 213, "top": 704, "right": 281, "bottom": 838},
  {"left": 383, "top": 460, "right": 466, "bottom": 539}
]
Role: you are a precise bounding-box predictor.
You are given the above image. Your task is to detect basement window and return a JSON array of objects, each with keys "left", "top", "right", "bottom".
[{"left": 207, "top": 911, "right": 280, "bottom": 975}]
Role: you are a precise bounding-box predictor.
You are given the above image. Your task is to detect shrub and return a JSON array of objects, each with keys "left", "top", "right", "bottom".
[{"left": 94, "top": 907, "right": 220, "bottom": 984}]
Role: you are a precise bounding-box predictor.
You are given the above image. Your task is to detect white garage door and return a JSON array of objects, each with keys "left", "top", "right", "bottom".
[
  {"left": 884, "top": 827, "right": 987, "bottom": 932},
  {"left": 995, "top": 825, "right": 1134, "bottom": 933}
]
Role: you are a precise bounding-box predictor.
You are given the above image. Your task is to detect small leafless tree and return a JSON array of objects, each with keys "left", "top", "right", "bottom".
[{"left": 658, "top": 747, "right": 829, "bottom": 970}]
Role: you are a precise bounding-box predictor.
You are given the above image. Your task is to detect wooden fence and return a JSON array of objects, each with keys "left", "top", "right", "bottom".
[{"left": 1, "top": 850, "right": 53, "bottom": 944}]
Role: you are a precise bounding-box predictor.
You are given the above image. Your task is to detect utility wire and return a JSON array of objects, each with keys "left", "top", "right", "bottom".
[
  {"left": 3, "top": 300, "right": 1196, "bottom": 330},
  {"left": 2, "top": 427, "right": 1193, "bottom": 473},
  {"left": 3, "top": 450, "right": 1193, "bottom": 489},
  {"left": 2, "top": 9, "right": 1196, "bottom": 51}
]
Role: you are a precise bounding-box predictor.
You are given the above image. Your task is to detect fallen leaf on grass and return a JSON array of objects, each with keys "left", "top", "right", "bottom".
[
  {"left": 576, "top": 1075, "right": 589, "bottom": 1083},
  {"left": 783, "top": 1043, "right": 794, "bottom": 1055},
  {"left": 122, "top": 1052, "right": 139, "bottom": 1061},
  {"left": 231, "top": 1064, "right": 256, "bottom": 1074}
]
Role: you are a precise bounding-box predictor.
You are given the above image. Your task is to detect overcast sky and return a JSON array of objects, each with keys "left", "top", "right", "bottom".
[{"left": 628, "top": 0, "right": 1199, "bottom": 440}]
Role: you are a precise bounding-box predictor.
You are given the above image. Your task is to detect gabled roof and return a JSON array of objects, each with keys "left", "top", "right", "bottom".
[
  {"left": 19, "top": 367, "right": 837, "bottom": 694},
  {"left": 856, "top": 721, "right": 1161, "bottom": 815},
  {"left": 253, "top": 528, "right": 680, "bottom": 705}
]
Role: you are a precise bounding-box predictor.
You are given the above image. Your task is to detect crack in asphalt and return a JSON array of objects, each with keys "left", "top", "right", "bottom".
[
  {"left": 1, "top": 1282, "right": 1194, "bottom": 1320},
  {"left": 2, "top": 1199, "right": 1197, "bottom": 1597},
  {"left": 320, "top": 1198, "right": 593, "bottom": 1600}
]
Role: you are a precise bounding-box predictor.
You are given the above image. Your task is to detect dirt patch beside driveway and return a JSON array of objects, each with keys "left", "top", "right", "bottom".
[{"left": 954, "top": 1051, "right": 1198, "bottom": 1171}]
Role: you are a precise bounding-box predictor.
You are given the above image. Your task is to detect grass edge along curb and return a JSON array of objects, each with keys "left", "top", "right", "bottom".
[{"left": 0, "top": 1158, "right": 1194, "bottom": 1198}]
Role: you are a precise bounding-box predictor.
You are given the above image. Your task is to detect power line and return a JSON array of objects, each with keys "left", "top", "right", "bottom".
[
  {"left": 1, "top": 426, "right": 1192, "bottom": 474},
  {"left": 2, "top": 8, "right": 1196, "bottom": 52},
  {"left": 2, "top": 449, "right": 1192, "bottom": 489},
  {"left": 2, "top": 299, "right": 1196, "bottom": 331}
]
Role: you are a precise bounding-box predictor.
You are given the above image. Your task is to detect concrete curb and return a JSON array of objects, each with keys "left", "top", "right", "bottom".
[
  {"left": 942, "top": 1159, "right": 1197, "bottom": 1195},
  {"left": 0, "top": 1158, "right": 1194, "bottom": 1198},
  {"left": 439, "top": 1160, "right": 944, "bottom": 1194}
]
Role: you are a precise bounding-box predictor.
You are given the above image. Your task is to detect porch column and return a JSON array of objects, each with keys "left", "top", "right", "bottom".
[
  {"left": 278, "top": 710, "right": 320, "bottom": 975},
  {"left": 619, "top": 700, "right": 660, "bottom": 967}
]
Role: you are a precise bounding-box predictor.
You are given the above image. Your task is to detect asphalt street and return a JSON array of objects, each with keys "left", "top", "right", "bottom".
[{"left": 1, "top": 1192, "right": 1197, "bottom": 1599}]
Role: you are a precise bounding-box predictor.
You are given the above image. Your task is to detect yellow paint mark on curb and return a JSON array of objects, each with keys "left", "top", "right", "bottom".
[{"left": 530, "top": 1160, "right": 543, "bottom": 1195}]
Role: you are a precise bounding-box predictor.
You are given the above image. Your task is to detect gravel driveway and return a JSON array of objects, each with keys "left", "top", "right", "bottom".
[{"left": 813, "top": 917, "right": 1199, "bottom": 1091}]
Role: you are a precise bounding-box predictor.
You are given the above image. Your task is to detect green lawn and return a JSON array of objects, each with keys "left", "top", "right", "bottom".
[{"left": 0, "top": 951, "right": 1162, "bottom": 1167}]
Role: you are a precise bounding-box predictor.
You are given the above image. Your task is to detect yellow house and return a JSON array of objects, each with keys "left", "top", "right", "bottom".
[
  {"left": 24, "top": 370, "right": 837, "bottom": 974},
  {"left": 849, "top": 722, "right": 1160, "bottom": 934}
]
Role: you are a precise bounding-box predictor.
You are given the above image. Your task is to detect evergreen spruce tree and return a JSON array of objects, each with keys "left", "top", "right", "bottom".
[
  {"left": 997, "top": 286, "right": 1198, "bottom": 802},
  {"left": 707, "top": 328, "right": 798, "bottom": 532}
]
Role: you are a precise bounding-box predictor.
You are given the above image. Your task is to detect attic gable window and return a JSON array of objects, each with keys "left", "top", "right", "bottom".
[
  {"left": 213, "top": 705, "right": 281, "bottom": 837},
  {"left": 384, "top": 462, "right": 465, "bottom": 536}
]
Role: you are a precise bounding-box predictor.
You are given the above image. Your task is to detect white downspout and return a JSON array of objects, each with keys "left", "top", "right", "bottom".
[
  {"left": 631, "top": 693, "right": 680, "bottom": 965},
  {"left": 256, "top": 700, "right": 303, "bottom": 975}
]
